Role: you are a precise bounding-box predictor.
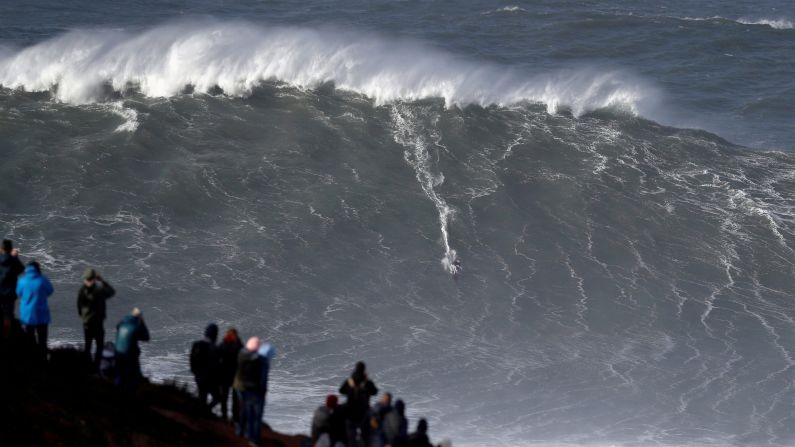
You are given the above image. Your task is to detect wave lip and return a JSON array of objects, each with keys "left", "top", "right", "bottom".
[{"left": 0, "top": 20, "right": 658, "bottom": 118}]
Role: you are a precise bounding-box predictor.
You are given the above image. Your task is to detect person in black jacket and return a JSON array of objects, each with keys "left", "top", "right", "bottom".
[
  {"left": 406, "top": 419, "right": 434, "bottom": 447},
  {"left": 190, "top": 323, "right": 220, "bottom": 410},
  {"left": 217, "top": 327, "right": 243, "bottom": 422},
  {"left": 339, "top": 361, "right": 378, "bottom": 446},
  {"left": 0, "top": 239, "right": 24, "bottom": 340},
  {"left": 77, "top": 268, "right": 115, "bottom": 367}
]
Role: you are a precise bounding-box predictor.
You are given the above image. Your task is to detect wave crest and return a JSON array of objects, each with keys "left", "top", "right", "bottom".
[
  {"left": 737, "top": 17, "right": 794, "bottom": 29},
  {"left": 681, "top": 15, "right": 794, "bottom": 30},
  {"left": 0, "top": 20, "right": 657, "bottom": 117}
]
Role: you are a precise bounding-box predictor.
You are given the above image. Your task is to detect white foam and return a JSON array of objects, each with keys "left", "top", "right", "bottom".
[
  {"left": 680, "top": 15, "right": 794, "bottom": 30},
  {"left": 483, "top": 6, "right": 526, "bottom": 15},
  {"left": 108, "top": 101, "right": 139, "bottom": 133},
  {"left": 737, "top": 18, "right": 794, "bottom": 30},
  {"left": 391, "top": 105, "right": 458, "bottom": 274},
  {"left": 0, "top": 20, "right": 657, "bottom": 118}
]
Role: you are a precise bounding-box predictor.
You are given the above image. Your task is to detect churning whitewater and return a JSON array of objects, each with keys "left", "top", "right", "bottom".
[
  {"left": 2, "top": 3, "right": 795, "bottom": 446},
  {"left": 0, "top": 21, "right": 655, "bottom": 115}
]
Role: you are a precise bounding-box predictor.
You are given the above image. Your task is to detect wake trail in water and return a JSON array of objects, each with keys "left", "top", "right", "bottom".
[
  {"left": 390, "top": 105, "right": 458, "bottom": 274},
  {"left": 0, "top": 20, "right": 658, "bottom": 118}
]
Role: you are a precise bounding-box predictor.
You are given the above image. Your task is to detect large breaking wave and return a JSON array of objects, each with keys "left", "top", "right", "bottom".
[{"left": 0, "top": 20, "right": 658, "bottom": 116}]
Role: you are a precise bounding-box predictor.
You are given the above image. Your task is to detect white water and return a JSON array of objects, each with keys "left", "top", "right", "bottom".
[
  {"left": 0, "top": 20, "right": 657, "bottom": 117},
  {"left": 390, "top": 104, "right": 458, "bottom": 274},
  {"left": 681, "top": 15, "right": 795, "bottom": 30},
  {"left": 737, "top": 17, "right": 795, "bottom": 30}
]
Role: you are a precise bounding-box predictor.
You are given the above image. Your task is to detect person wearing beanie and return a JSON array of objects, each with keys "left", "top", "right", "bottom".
[
  {"left": 233, "top": 336, "right": 264, "bottom": 445},
  {"left": 16, "top": 261, "right": 54, "bottom": 359},
  {"left": 77, "top": 268, "right": 115, "bottom": 368},
  {"left": 339, "top": 361, "right": 378, "bottom": 445},
  {"left": 312, "top": 394, "right": 348, "bottom": 446},
  {"left": 114, "top": 307, "right": 149, "bottom": 390},
  {"left": 217, "top": 327, "right": 243, "bottom": 422},
  {"left": 190, "top": 322, "right": 220, "bottom": 410}
]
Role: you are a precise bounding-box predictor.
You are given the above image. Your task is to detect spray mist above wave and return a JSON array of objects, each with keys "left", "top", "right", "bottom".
[{"left": 0, "top": 20, "right": 657, "bottom": 116}]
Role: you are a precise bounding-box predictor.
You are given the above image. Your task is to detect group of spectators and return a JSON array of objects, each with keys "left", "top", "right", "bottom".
[
  {"left": 188, "top": 322, "right": 275, "bottom": 446},
  {"left": 310, "top": 361, "right": 442, "bottom": 447},
  {"left": 0, "top": 238, "right": 150, "bottom": 388},
  {"left": 2, "top": 238, "right": 446, "bottom": 447}
]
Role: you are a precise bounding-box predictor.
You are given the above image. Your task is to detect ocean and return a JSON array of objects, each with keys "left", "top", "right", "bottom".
[{"left": 1, "top": 1, "right": 794, "bottom": 445}]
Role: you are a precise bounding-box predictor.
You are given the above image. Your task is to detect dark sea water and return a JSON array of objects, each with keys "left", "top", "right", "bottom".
[{"left": 1, "top": 1, "right": 795, "bottom": 446}]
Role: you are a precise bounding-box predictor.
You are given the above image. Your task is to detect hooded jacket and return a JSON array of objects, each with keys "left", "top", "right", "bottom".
[
  {"left": 77, "top": 280, "right": 115, "bottom": 326},
  {"left": 339, "top": 371, "right": 378, "bottom": 420},
  {"left": 0, "top": 253, "right": 24, "bottom": 302},
  {"left": 16, "top": 265, "right": 54, "bottom": 325},
  {"left": 190, "top": 324, "right": 219, "bottom": 380},
  {"left": 115, "top": 315, "right": 150, "bottom": 356}
]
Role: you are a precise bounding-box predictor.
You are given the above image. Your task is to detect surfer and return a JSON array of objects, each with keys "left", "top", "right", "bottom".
[{"left": 451, "top": 258, "right": 462, "bottom": 276}]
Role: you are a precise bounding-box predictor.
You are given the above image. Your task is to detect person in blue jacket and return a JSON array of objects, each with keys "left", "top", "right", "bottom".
[
  {"left": 16, "top": 261, "right": 54, "bottom": 357},
  {"left": 257, "top": 343, "right": 276, "bottom": 420},
  {"left": 115, "top": 307, "right": 150, "bottom": 389}
]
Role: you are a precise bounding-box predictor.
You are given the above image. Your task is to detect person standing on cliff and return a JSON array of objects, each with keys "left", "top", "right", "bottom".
[
  {"left": 0, "top": 239, "right": 24, "bottom": 340},
  {"left": 233, "top": 336, "right": 264, "bottom": 445},
  {"left": 190, "top": 323, "right": 220, "bottom": 410},
  {"left": 369, "top": 392, "right": 393, "bottom": 447},
  {"left": 217, "top": 327, "right": 243, "bottom": 422},
  {"left": 311, "top": 394, "right": 347, "bottom": 446},
  {"left": 77, "top": 268, "right": 115, "bottom": 368},
  {"left": 383, "top": 399, "right": 408, "bottom": 447},
  {"left": 16, "top": 261, "right": 54, "bottom": 359},
  {"left": 406, "top": 419, "right": 435, "bottom": 447},
  {"left": 115, "top": 307, "right": 150, "bottom": 389},
  {"left": 339, "top": 361, "right": 378, "bottom": 446},
  {"left": 257, "top": 342, "right": 276, "bottom": 421}
]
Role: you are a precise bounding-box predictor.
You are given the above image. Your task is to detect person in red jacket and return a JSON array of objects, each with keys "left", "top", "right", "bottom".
[{"left": 217, "top": 327, "right": 243, "bottom": 422}]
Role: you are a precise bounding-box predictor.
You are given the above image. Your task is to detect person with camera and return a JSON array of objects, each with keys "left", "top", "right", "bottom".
[{"left": 77, "top": 268, "right": 116, "bottom": 367}]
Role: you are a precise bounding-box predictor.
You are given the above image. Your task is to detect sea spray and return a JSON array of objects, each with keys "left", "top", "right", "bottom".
[{"left": 0, "top": 20, "right": 656, "bottom": 118}]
